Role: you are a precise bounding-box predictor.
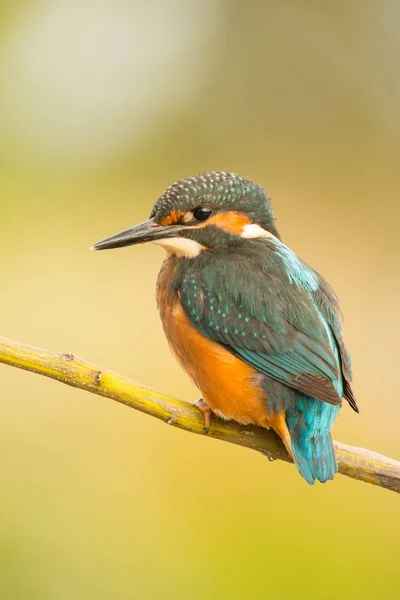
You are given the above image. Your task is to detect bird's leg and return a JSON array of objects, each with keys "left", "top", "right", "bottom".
[{"left": 194, "top": 398, "right": 213, "bottom": 434}]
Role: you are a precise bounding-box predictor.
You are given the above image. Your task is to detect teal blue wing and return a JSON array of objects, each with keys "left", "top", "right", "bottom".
[{"left": 178, "top": 243, "right": 351, "bottom": 406}]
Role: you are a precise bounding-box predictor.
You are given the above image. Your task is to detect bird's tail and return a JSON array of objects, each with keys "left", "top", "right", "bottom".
[{"left": 286, "top": 396, "right": 340, "bottom": 484}]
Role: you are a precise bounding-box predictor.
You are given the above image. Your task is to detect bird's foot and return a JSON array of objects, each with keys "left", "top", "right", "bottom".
[{"left": 194, "top": 398, "right": 213, "bottom": 434}]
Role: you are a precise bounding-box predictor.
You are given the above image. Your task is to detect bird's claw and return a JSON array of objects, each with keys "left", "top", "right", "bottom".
[{"left": 194, "top": 398, "right": 213, "bottom": 434}]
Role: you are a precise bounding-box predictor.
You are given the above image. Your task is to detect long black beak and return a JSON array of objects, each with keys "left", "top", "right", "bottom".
[{"left": 91, "top": 218, "right": 183, "bottom": 251}]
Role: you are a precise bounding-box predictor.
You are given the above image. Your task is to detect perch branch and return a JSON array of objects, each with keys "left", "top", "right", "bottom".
[{"left": 0, "top": 336, "right": 399, "bottom": 493}]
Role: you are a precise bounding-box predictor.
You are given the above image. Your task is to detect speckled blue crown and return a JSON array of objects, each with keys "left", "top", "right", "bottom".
[{"left": 151, "top": 172, "right": 277, "bottom": 233}]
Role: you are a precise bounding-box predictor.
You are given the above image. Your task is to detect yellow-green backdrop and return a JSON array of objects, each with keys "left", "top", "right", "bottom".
[{"left": 0, "top": 2, "right": 399, "bottom": 599}]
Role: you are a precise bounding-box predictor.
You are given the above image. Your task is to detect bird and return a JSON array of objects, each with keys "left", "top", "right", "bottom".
[{"left": 91, "top": 172, "right": 358, "bottom": 484}]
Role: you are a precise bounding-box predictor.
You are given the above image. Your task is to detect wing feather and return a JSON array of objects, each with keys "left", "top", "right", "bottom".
[{"left": 178, "top": 240, "right": 356, "bottom": 408}]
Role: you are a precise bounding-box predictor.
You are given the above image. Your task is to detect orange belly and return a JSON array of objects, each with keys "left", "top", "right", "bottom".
[
  {"left": 156, "top": 257, "right": 291, "bottom": 445},
  {"left": 164, "top": 299, "right": 268, "bottom": 425}
]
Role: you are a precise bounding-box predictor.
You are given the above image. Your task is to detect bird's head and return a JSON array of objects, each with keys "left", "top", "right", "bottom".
[{"left": 91, "top": 172, "right": 279, "bottom": 257}]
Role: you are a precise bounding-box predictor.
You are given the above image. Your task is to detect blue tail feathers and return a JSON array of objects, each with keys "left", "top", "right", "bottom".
[{"left": 286, "top": 396, "right": 340, "bottom": 484}]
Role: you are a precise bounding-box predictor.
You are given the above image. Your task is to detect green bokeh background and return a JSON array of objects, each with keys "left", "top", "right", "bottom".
[{"left": 0, "top": 2, "right": 399, "bottom": 599}]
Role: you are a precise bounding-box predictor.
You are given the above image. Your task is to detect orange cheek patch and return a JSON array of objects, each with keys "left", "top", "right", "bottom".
[
  {"left": 202, "top": 211, "right": 252, "bottom": 234},
  {"left": 161, "top": 210, "right": 185, "bottom": 226}
]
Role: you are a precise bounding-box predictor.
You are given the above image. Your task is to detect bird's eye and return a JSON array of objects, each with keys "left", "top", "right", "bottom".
[{"left": 193, "top": 207, "right": 213, "bottom": 222}]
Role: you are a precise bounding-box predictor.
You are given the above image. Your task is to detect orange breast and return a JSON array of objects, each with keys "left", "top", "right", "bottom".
[{"left": 156, "top": 257, "right": 286, "bottom": 432}]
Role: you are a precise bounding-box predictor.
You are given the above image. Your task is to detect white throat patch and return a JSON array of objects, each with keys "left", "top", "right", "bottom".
[
  {"left": 153, "top": 237, "right": 205, "bottom": 258},
  {"left": 241, "top": 224, "right": 277, "bottom": 239}
]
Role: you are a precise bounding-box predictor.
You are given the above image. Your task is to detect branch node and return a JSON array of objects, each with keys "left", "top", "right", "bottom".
[
  {"left": 62, "top": 353, "right": 75, "bottom": 362},
  {"left": 92, "top": 371, "right": 102, "bottom": 385}
]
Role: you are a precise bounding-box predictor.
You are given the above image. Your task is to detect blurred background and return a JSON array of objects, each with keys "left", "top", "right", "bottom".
[{"left": 0, "top": 1, "right": 399, "bottom": 598}]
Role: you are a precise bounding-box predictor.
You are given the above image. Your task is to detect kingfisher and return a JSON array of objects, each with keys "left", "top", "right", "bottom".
[{"left": 92, "top": 172, "right": 358, "bottom": 484}]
